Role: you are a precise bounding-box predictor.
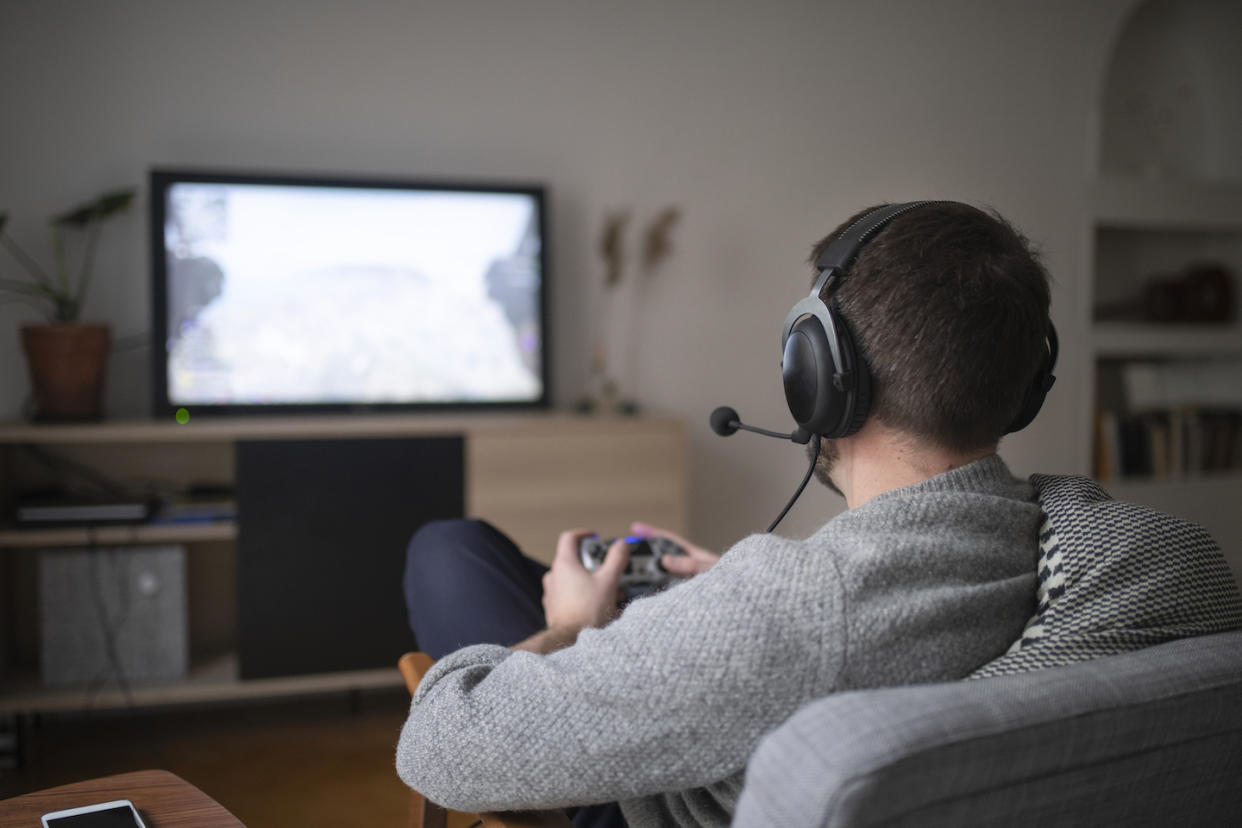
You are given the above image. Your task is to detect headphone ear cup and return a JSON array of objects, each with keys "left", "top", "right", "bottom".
[
  {"left": 1005, "top": 326, "right": 1058, "bottom": 434},
  {"left": 836, "top": 319, "right": 871, "bottom": 438},
  {"left": 1005, "top": 366, "right": 1053, "bottom": 434},
  {"left": 783, "top": 315, "right": 844, "bottom": 436}
]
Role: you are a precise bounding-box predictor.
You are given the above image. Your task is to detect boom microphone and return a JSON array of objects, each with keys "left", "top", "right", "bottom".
[
  {"left": 709, "top": 406, "right": 742, "bottom": 436},
  {"left": 708, "top": 406, "right": 822, "bottom": 533},
  {"left": 709, "top": 406, "right": 812, "bottom": 444}
]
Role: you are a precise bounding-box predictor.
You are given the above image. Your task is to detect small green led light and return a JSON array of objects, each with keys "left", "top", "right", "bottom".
[{"left": 175, "top": 408, "right": 190, "bottom": 425}]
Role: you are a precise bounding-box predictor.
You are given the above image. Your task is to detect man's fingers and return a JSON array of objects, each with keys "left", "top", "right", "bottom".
[
  {"left": 599, "top": 538, "right": 631, "bottom": 579},
  {"left": 630, "top": 521, "right": 693, "bottom": 547},
  {"left": 629, "top": 522, "right": 701, "bottom": 554},
  {"left": 659, "top": 553, "right": 700, "bottom": 576},
  {"left": 555, "top": 529, "right": 597, "bottom": 567}
]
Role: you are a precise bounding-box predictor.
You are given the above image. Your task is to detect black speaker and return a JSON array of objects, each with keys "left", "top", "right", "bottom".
[{"left": 235, "top": 437, "right": 463, "bottom": 679}]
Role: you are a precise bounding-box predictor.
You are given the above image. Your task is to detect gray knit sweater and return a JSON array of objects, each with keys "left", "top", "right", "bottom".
[{"left": 396, "top": 455, "right": 1041, "bottom": 826}]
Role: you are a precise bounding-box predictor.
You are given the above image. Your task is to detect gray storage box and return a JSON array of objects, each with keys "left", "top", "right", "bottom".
[{"left": 39, "top": 545, "right": 188, "bottom": 686}]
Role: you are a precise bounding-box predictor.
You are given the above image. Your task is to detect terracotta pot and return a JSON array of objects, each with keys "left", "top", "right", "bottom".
[{"left": 20, "top": 323, "right": 111, "bottom": 421}]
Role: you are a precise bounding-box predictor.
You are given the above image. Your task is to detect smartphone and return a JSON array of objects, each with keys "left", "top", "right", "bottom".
[{"left": 42, "top": 800, "right": 147, "bottom": 828}]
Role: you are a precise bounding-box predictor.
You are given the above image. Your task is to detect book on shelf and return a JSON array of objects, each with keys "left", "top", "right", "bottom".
[
  {"left": 1122, "top": 360, "right": 1242, "bottom": 410},
  {"left": 1094, "top": 407, "right": 1242, "bottom": 481}
]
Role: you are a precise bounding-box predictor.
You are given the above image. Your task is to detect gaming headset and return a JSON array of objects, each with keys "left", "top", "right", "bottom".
[
  {"left": 779, "top": 200, "right": 1058, "bottom": 443},
  {"left": 712, "top": 200, "right": 1058, "bottom": 532}
]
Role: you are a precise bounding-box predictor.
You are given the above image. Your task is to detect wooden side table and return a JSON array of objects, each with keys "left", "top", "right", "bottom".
[{"left": 0, "top": 769, "right": 244, "bottom": 827}]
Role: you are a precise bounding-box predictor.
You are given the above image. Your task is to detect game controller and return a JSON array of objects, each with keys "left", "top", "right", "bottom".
[{"left": 579, "top": 535, "right": 688, "bottom": 587}]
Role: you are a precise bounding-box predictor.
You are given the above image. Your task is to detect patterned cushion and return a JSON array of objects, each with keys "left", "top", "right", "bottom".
[{"left": 971, "top": 473, "right": 1242, "bottom": 677}]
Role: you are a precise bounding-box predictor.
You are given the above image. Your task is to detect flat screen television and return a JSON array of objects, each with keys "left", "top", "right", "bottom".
[{"left": 150, "top": 168, "right": 548, "bottom": 417}]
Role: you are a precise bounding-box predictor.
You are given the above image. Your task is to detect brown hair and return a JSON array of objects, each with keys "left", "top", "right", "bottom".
[{"left": 809, "top": 202, "right": 1052, "bottom": 452}]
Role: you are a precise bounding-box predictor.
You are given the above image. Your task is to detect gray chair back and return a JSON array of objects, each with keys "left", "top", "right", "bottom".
[{"left": 734, "top": 630, "right": 1242, "bottom": 827}]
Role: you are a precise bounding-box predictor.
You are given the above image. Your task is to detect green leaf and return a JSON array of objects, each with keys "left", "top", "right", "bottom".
[
  {"left": 94, "top": 189, "right": 136, "bottom": 217},
  {"left": 53, "top": 188, "right": 136, "bottom": 227},
  {"left": 54, "top": 203, "right": 96, "bottom": 228}
]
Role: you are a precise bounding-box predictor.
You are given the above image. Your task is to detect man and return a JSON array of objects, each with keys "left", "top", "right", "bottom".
[{"left": 396, "top": 202, "right": 1241, "bottom": 826}]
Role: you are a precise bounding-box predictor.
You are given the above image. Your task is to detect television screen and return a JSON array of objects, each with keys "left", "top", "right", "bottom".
[{"left": 150, "top": 169, "right": 548, "bottom": 416}]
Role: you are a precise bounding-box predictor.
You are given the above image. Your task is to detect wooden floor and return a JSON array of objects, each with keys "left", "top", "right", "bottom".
[{"left": 0, "top": 688, "right": 412, "bottom": 827}]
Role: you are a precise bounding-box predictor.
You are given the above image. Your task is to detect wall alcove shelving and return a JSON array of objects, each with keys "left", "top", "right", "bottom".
[{"left": 1087, "top": 0, "right": 1242, "bottom": 581}]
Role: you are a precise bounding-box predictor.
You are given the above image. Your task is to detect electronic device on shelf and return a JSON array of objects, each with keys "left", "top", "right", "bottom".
[
  {"left": 149, "top": 168, "right": 549, "bottom": 418},
  {"left": 579, "top": 535, "right": 687, "bottom": 587},
  {"left": 14, "top": 492, "right": 153, "bottom": 526}
]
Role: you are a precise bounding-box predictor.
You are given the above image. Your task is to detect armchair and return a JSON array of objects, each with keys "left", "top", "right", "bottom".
[{"left": 734, "top": 629, "right": 1242, "bottom": 827}]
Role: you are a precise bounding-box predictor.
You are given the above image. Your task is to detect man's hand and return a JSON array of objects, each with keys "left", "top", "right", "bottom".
[
  {"left": 514, "top": 529, "right": 629, "bottom": 654},
  {"left": 628, "top": 522, "right": 720, "bottom": 578}
]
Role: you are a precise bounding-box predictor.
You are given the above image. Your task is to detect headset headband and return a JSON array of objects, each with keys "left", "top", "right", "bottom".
[{"left": 781, "top": 201, "right": 942, "bottom": 346}]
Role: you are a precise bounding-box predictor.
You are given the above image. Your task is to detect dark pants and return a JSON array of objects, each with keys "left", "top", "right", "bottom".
[
  {"left": 404, "top": 518, "right": 548, "bottom": 658},
  {"left": 403, "top": 519, "right": 626, "bottom": 828}
]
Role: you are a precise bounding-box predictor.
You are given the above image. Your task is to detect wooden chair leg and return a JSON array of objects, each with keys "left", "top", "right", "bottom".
[
  {"left": 403, "top": 652, "right": 446, "bottom": 828},
  {"left": 409, "top": 789, "right": 448, "bottom": 828}
]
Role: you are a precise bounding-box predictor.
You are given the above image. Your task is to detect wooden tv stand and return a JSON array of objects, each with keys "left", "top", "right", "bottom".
[{"left": 0, "top": 412, "right": 687, "bottom": 715}]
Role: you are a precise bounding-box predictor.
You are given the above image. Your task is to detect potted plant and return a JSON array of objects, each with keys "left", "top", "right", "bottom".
[{"left": 1, "top": 188, "right": 136, "bottom": 420}]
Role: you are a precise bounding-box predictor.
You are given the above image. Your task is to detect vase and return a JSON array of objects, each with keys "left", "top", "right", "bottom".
[{"left": 20, "top": 322, "right": 111, "bottom": 421}]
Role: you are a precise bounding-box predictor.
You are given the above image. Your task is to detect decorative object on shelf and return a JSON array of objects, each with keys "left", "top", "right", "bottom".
[
  {"left": 0, "top": 188, "right": 136, "bottom": 421},
  {"left": 1094, "top": 261, "right": 1236, "bottom": 325},
  {"left": 576, "top": 205, "right": 682, "bottom": 415},
  {"left": 1143, "top": 263, "right": 1235, "bottom": 324}
]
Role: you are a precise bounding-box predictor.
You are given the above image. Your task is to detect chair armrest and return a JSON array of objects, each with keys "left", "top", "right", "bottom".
[{"left": 399, "top": 651, "right": 437, "bottom": 694}]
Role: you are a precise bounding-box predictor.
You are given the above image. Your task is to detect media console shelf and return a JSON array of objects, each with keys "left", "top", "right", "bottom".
[{"left": 0, "top": 412, "right": 688, "bottom": 715}]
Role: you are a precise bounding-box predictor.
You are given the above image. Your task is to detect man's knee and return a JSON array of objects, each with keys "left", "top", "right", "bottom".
[
  {"left": 406, "top": 518, "right": 491, "bottom": 578},
  {"left": 403, "top": 518, "right": 544, "bottom": 654}
]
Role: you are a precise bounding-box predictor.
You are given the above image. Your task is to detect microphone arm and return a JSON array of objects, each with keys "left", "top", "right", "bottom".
[
  {"left": 709, "top": 406, "right": 811, "bottom": 445},
  {"left": 734, "top": 421, "right": 800, "bottom": 440}
]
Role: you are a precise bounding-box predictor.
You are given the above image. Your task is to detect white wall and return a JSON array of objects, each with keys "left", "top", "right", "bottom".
[{"left": 0, "top": 0, "right": 1135, "bottom": 550}]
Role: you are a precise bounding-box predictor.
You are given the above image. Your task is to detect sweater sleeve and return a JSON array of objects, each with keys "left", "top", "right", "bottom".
[{"left": 395, "top": 536, "right": 846, "bottom": 812}]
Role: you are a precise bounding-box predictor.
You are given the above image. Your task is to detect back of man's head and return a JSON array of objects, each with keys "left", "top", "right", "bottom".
[{"left": 810, "top": 202, "right": 1052, "bottom": 453}]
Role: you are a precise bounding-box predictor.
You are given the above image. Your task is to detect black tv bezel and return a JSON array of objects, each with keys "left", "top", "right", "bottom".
[{"left": 149, "top": 167, "right": 551, "bottom": 418}]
